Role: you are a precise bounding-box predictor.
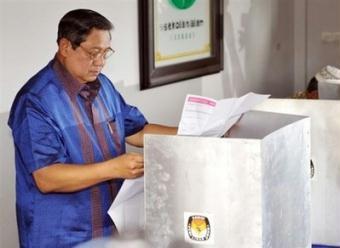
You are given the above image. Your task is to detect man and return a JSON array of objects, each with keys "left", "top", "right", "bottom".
[
  {"left": 8, "top": 9, "right": 177, "bottom": 247},
  {"left": 306, "top": 76, "right": 318, "bottom": 99}
]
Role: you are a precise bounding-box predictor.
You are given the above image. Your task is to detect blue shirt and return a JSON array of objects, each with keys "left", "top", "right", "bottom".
[{"left": 8, "top": 58, "right": 147, "bottom": 247}]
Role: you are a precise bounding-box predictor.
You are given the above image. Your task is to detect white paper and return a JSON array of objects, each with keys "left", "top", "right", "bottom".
[
  {"left": 108, "top": 177, "right": 145, "bottom": 234},
  {"left": 177, "top": 95, "right": 218, "bottom": 136},
  {"left": 178, "top": 92, "right": 270, "bottom": 137}
]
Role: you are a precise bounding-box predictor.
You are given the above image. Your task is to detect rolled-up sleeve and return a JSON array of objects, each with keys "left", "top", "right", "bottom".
[{"left": 115, "top": 93, "right": 148, "bottom": 137}]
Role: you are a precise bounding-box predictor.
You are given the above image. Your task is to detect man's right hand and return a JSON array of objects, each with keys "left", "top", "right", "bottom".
[{"left": 110, "top": 152, "right": 144, "bottom": 179}]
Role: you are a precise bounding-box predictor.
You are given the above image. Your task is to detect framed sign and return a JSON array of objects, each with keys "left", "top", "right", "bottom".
[{"left": 139, "top": 0, "right": 224, "bottom": 90}]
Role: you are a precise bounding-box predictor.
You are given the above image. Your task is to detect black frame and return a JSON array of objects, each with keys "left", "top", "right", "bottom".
[{"left": 139, "top": 0, "right": 224, "bottom": 90}]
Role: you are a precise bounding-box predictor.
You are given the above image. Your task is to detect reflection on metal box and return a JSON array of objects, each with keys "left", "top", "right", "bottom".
[{"left": 144, "top": 111, "right": 311, "bottom": 248}]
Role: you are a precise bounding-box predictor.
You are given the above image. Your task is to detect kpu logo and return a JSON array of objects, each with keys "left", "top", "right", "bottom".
[{"left": 187, "top": 215, "right": 211, "bottom": 241}]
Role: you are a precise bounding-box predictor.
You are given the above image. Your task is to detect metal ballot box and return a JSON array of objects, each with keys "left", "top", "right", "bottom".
[
  {"left": 144, "top": 111, "right": 311, "bottom": 248},
  {"left": 255, "top": 99, "right": 340, "bottom": 246}
]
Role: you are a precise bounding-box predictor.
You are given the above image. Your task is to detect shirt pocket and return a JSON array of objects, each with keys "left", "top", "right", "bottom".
[{"left": 106, "top": 119, "right": 122, "bottom": 154}]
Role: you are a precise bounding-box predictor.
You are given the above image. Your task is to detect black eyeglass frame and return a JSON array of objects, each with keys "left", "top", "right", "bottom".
[{"left": 78, "top": 44, "right": 115, "bottom": 60}]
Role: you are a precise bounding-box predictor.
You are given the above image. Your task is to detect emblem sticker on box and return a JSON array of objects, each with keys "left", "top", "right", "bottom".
[{"left": 184, "top": 212, "right": 215, "bottom": 245}]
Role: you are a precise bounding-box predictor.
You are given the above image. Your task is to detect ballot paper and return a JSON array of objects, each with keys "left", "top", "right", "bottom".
[
  {"left": 108, "top": 177, "right": 145, "bottom": 234},
  {"left": 177, "top": 92, "right": 270, "bottom": 137}
]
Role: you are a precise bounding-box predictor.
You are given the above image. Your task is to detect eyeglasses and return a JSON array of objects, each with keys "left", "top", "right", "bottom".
[{"left": 78, "top": 45, "right": 115, "bottom": 60}]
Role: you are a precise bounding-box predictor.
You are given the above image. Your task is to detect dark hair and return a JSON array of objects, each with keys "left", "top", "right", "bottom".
[
  {"left": 57, "top": 9, "right": 113, "bottom": 48},
  {"left": 307, "top": 77, "right": 318, "bottom": 93}
]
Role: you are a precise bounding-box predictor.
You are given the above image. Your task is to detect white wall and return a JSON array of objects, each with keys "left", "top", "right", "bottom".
[
  {"left": 294, "top": 0, "right": 308, "bottom": 92},
  {"left": 0, "top": 113, "right": 17, "bottom": 248},
  {"left": 306, "top": 0, "right": 340, "bottom": 79},
  {"left": 0, "top": 0, "right": 296, "bottom": 246},
  {"left": 224, "top": 0, "right": 295, "bottom": 98},
  {"left": 293, "top": 0, "right": 340, "bottom": 93}
]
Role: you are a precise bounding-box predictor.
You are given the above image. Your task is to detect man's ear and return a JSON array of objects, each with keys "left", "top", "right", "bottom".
[{"left": 58, "top": 38, "right": 72, "bottom": 57}]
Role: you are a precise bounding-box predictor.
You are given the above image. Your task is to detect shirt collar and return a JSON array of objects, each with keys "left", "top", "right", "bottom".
[
  {"left": 80, "top": 81, "right": 101, "bottom": 103},
  {"left": 52, "top": 55, "right": 101, "bottom": 100}
]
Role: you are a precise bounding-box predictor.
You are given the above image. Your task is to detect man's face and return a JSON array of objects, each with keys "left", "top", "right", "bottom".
[{"left": 63, "top": 28, "right": 112, "bottom": 83}]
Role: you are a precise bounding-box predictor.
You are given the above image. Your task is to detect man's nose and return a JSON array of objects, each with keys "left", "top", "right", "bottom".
[{"left": 93, "top": 56, "right": 105, "bottom": 66}]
